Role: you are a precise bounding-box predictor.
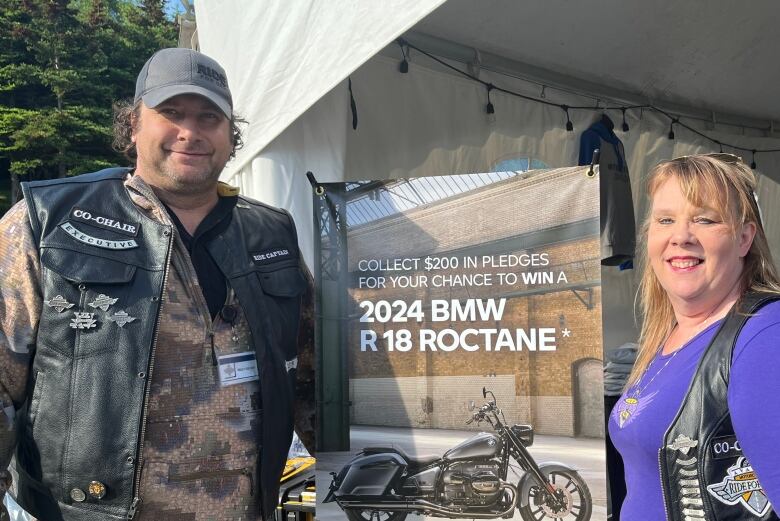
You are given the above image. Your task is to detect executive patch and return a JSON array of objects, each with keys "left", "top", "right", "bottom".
[
  {"left": 711, "top": 436, "right": 744, "bottom": 461},
  {"left": 69, "top": 207, "right": 139, "bottom": 236},
  {"left": 707, "top": 457, "right": 771, "bottom": 516},
  {"left": 252, "top": 247, "right": 292, "bottom": 265},
  {"left": 61, "top": 222, "right": 138, "bottom": 250}
]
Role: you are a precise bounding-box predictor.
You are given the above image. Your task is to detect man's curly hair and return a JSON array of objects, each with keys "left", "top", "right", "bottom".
[{"left": 112, "top": 98, "right": 246, "bottom": 162}]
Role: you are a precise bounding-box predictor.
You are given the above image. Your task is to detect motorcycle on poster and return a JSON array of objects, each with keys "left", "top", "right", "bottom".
[{"left": 325, "top": 388, "right": 592, "bottom": 520}]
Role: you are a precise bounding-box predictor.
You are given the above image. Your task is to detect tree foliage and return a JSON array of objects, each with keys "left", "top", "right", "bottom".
[{"left": 0, "top": 0, "right": 176, "bottom": 203}]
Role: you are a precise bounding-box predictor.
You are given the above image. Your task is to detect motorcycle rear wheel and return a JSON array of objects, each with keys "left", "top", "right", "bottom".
[
  {"left": 344, "top": 508, "right": 408, "bottom": 521},
  {"left": 518, "top": 469, "right": 592, "bottom": 521}
]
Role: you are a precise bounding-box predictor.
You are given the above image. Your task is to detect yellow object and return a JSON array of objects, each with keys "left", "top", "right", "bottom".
[
  {"left": 282, "top": 456, "right": 315, "bottom": 483},
  {"left": 217, "top": 182, "right": 240, "bottom": 196}
]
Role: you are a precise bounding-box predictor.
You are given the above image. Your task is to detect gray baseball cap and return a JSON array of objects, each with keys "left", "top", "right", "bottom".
[{"left": 135, "top": 48, "right": 233, "bottom": 118}]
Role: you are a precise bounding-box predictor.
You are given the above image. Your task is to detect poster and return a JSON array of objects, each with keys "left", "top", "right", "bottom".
[{"left": 315, "top": 166, "right": 606, "bottom": 521}]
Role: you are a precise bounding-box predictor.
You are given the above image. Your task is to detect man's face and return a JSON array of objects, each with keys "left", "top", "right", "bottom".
[{"left": 132, "top": 94, "right": 232, "bottom": 195}]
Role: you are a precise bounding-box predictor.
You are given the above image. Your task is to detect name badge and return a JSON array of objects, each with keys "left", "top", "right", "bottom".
[{"left": 217, "top": 351, "right": 259, "bottom": 387}]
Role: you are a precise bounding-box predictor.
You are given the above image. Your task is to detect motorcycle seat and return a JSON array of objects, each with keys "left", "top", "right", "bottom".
[{"left": 363, "top": 446, "right": 440, "bottom": 468}]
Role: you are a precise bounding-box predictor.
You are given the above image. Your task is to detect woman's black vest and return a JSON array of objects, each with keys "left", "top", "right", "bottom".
[
  {"left": 16, "top": 168, "right": 305, "bottom": 520},
  {"left": 661, "top": 292, "right": 779, "bottom": 521}
]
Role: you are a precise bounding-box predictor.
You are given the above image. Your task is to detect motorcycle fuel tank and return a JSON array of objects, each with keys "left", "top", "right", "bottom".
[{"left": 443, "top": 432, "right": 502, "bottom": 461}]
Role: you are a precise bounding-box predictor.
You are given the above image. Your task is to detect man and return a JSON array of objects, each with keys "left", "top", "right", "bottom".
[{"left": 0, "top": 48, "right": 313, "bottom": 520}]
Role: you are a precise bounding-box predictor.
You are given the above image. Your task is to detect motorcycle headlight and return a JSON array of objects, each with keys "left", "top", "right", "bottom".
[{"left": 511, "top": 424, "right": 534, "bottom": 447}]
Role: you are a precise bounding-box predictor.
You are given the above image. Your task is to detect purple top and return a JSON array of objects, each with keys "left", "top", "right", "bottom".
[{"left": 609, "top": 300, "right": 780, "bottom": 520}]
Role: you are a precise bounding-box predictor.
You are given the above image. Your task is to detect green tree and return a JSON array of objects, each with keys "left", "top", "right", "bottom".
[{"left": 0, "top": 0, "right": 176, "bottom": 204}]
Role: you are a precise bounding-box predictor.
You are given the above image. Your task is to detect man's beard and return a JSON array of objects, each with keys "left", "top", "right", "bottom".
[
  {"left": 162, "top": 163, "right": 222, "bottom": 194},
  {"left": 142, "top": 154, "right": 226, "bottom": 195}
]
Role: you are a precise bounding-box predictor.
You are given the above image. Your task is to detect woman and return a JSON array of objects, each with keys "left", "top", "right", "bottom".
[{"left": 609, "top": 153, "right": 780, "bottom": 520}]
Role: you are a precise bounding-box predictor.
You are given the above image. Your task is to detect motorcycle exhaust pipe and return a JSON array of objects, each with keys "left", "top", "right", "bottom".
[{"left": 340, "top": 483, "right": 518, "bottom": 519}]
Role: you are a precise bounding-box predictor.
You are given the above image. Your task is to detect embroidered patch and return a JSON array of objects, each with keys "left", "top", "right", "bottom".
[
  {"left": 285, "top": 357, "right": 298, "bottom": 372},
  {"left": 61, "top": 223, "right": 138, "bottom": 250},
  {"left": 711, "top": 435, "right": 744, "bottom": 461},
  {"left": 45, "top": 295, "right": 75, "bottom": 313},
  {"left": 70, "top": 207, "right": 139, "bottom": 236},
  {"left": 217, "top": 351, "right": 259, "bottom": 387},
  {"left": 251, "top": 247, "right": 292, "bottom": 265},
  {"left": 707, "top": 457, "right": 771, "bottom": 516},
  {"left": 88, "top": 294, "right": 118, "bottom": 312},
  {"left": 668, "top": 434, "right": 699, "bottom": 455},
  {"left": 107, "top": 310, "right": 137, "bottom": 327},
  {"left": 70, "top": 312, "right": 97, "bottom": 330},
  {"left": 614, "top": 390, "right": 657, "bottom": 428}
]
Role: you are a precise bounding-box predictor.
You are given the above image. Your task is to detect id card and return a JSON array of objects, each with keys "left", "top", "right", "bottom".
[{"left": 217, "top": 351, "right": 260, "bottom": 387}]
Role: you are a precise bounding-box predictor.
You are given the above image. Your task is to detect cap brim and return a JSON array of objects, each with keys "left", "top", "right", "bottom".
[{"left": 142, "top": 84, "right": 232, "bottom": 118}]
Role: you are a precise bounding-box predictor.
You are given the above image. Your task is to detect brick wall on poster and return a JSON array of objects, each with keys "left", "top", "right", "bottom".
[
  {"left": 350, "top": 375, "right": 528, "bottom": 429},
  {"left": 345, "top": 168, "right": 604, "bottom": 437}
]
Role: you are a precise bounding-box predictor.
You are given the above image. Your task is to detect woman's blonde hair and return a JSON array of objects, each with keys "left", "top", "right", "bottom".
[{"left": 628, "top": 154, "right": 780, "bottom": 387}]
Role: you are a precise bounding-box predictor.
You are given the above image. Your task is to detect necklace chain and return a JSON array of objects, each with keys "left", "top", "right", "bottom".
[
  {"left": 634, "top": 309, "right": 718, "bottom": 397},
  {"left": 633, "top": 348, "right": 679, "bottom": 397},
  {"left": 618, "top": 303, "right": 726, "bottom": 428}
]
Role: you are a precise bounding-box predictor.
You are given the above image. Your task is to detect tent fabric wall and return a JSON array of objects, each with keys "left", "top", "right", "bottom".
[
  {"left": 233, "top": 53, "right": 780, "bottom": 267},
  {"left": 195, "top": 0, "right": 447, "bottom": 181},
  {"left": 225, "top": 52, "right": 780, "bottom": 348},
  {"left": 230, "top": 85, "right": 349, "bottom": 268}
]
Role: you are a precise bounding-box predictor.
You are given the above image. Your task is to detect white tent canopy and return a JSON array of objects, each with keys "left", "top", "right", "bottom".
[{"left": 195, "top": 0, "right": 780, "bottom": 348}]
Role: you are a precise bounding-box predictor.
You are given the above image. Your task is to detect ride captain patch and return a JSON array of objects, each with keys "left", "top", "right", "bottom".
[
  {"left": 251, "top": 247, "right": 292, "bottom": 265},
  {"left": 217, "top": 351, "right": 260, "bottom": 387}
]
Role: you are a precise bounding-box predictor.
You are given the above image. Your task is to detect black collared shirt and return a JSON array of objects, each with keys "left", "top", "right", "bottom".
[{"left": 163, "top": 195, "right": 237, "bottom": 319}]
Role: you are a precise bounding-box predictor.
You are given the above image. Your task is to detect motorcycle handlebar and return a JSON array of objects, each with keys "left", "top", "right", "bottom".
[{"left": 466, "top": 401, "right": 499, "bottom": 425}]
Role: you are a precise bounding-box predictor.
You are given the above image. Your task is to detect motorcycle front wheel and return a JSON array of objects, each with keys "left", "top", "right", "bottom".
[
  {"left": 344, "top": 508, "right": 408, "bottom": 521},
  {"left": 518, "top": 469, "right": 592, "bottom": 521}
]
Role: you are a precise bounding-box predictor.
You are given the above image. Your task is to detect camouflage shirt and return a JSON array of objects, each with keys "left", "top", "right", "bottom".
[{"left": 0, "top": 174, "right": 314, "bottom": 521}]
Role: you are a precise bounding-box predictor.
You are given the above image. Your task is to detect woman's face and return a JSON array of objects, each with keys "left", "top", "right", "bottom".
[{"left": 648, "top": 176, "right": 756, "bottom": 309}]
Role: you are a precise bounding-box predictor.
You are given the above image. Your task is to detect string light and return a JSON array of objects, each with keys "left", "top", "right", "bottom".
[
  {"left": 485, "top": 84, "right": 495, "bottom": 115},
  {"left": 390, "top": 39, "right": 780, "bottom": 157},
  {"left": 397, "top": 39, "right": 409, "bottom": 74},
  {"left": 563, "top": 105, "right": 573, "bottom": 132}
]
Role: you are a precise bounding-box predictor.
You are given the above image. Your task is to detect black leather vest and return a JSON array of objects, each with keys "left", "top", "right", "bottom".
[
  {"left": 17, "top": 168, "right": 305, "bottom": 520},
  {"left": 661, "top": 292, "right": 779, "bottom": 521}
]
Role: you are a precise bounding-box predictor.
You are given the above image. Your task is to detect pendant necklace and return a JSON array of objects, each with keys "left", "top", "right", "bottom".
[
  {"left": 617, "top": 344, "right": 679, "bottom": 428},
  {"left": 617, "top": 310, "right": 718, "bottom": 429}
]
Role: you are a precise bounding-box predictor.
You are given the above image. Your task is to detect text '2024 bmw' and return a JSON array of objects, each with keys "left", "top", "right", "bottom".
[{"left": 324, "top": 388, "right": 592, "bottom": 521}]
